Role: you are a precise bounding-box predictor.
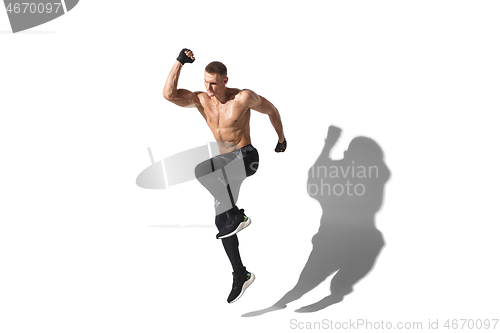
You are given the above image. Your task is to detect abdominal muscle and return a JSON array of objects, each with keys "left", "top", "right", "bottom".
[{"left": 210, "top": 125, "right": 251, "bottom": 153}]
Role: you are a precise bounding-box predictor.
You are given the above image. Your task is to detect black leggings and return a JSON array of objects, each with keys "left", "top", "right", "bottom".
[{"left": 195, "top": 144, "right": 259, "bottom": 273}]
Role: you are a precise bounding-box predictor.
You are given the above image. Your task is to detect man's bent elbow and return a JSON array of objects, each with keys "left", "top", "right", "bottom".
[{"left": 163, "top": 91, "right": 175, "bottom": 101}]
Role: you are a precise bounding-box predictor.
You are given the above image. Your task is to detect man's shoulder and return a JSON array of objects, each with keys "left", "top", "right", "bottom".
[
  {"left": 234, "top": 88, "right": 258, "bottom": 103},
  {"left": 237, "top": 88, "right": 255, "bottom": 95},
  {"left": 229, "top": 87, "right": 249, "bottom": 96},
  {"left": 194, "top": 91, "right": 209, "bottom": 101},
  {"left": 194, "top": 91, "right": 208, "bottom": 97}
]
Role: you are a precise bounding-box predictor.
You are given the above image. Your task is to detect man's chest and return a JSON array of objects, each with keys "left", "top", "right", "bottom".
[{"left": 203, "top": 102, "right": 248, "bottom": 127}]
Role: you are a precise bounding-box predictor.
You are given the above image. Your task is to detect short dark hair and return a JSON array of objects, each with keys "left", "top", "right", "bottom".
[{"left": 205, "top": 61, "right": 227, "bottom": 77}]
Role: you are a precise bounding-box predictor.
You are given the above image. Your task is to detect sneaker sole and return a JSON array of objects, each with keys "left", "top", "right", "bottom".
[
  {"left": 217, "top": 218, "right": 251, "bottom": 239},
  {"left": 229, "top": 272, "right": 255, "bottom": 304}
]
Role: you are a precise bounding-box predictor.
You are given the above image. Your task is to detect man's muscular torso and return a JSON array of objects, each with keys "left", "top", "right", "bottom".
[
  {"left": 164, "top": 50, "right": 285, "bottom": 153},
  {"left": 196, "top": 88, "right": 252, "bottom": 153}
]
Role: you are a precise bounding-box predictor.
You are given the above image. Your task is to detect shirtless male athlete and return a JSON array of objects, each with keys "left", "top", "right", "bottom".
[{"left": 163, "top": 48, "right": 286, "bottom": 303}]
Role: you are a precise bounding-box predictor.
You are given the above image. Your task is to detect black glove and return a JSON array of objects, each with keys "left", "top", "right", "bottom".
[
  {"left": 176, "top": 48, "right": 195, "bottom": 65},
  {"left": 275, "top": 138, "right": 287, "bottom": 152}
]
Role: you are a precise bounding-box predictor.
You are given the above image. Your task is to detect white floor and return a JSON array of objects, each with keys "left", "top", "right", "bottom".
[{"left": 1, "top": 1, "right": 500, "bottom": 332}]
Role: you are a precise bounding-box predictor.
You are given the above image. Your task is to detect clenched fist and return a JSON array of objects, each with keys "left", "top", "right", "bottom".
[{"left": 177, "top": 48, "right": 195, "bottom": 65}]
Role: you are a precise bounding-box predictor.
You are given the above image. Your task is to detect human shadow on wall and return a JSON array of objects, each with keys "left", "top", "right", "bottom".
[{"left": 243, "top": 125, "right": 390, "bottom": 316}]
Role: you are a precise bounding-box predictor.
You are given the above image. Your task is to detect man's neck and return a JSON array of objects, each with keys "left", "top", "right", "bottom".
[{"left": 212, "top": 88, "right": 229, "bottom": 104}]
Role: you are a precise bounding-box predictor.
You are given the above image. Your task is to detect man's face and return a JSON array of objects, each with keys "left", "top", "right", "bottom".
[{"left": 204, "top": 72, "right": 227, "bottom": 97}]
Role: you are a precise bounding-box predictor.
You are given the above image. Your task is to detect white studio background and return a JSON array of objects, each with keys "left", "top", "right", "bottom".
[{"left": 1, "top": 1, "right": 499, "bottom": 332}]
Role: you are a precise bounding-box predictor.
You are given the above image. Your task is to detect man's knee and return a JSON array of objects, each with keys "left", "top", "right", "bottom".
[
  {"left": 195, "top": 160, "right": 211, "bottom": 180},
  {"left": 246, "top": 161, "right": 259, "bottom": 177}
]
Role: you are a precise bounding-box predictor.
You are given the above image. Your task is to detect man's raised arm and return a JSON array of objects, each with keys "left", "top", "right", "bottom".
[
  {"left": 240, "top": 89, "right": 287, "bottom": 152},
  {"left": 163, "top": 48, "right": 199, "bottom": 108}
]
